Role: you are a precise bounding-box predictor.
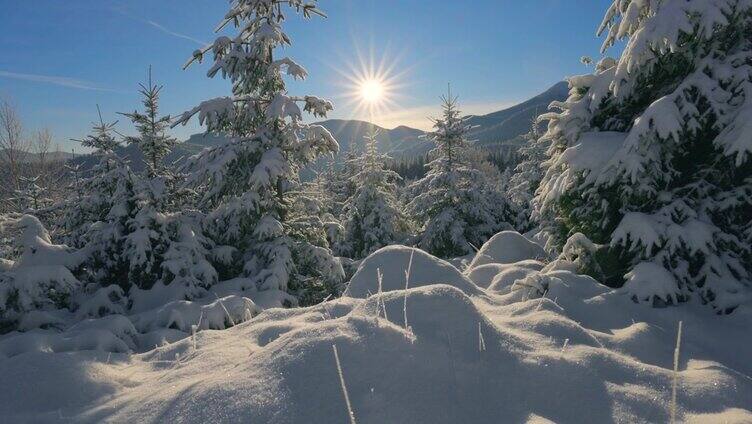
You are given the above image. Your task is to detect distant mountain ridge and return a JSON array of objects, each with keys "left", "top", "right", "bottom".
[
  {"left": 69, "top": 81, "right": 569, "bottom": 171},
  {"left": 0, "top": 150, "right": 76, "bottom": 163},
  {"left": 313, "top": 80, "right": 569, "bottom": 159},
  {"left": 466, "top": 81, "right": 569, "bottom": 146}
]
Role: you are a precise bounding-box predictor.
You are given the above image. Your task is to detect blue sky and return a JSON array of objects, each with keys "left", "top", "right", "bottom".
[{"left": 0, "top": 0, "right": 612, "bottom": 152}]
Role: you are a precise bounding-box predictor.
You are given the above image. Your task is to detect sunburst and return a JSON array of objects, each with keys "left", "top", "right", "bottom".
[{"left": 330, "top": 43, "right": 409, "bottom": 123}]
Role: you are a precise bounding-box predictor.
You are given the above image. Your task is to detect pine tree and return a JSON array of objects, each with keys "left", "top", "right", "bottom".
[
  {"left": 536, "top": 0, "right": 752, "bottom": 312},
  {"left": 173, "top": 0, "right": 343, "bottom": 305},
  {"left": 508, "top": 117, "right": 549, "bottom": 231},
  {"left": 340, "top": 130, "right": 410, "bottom": 259},
  {"left": 117, "top": 69, "right": 181, "bottom": 289},
  {"left": 63, "top": 107, "right": 128, "bottom": 248},
  {"left": 62, "top": 108, "right": 138, "bottom": 291},
  {"left": 308, "top": 167, "right": 345, "bottom": 250},
  {"left": 13, "top": 175, "right": 51, "bottom": 213},
  {"left": 0, "top": 215, "right": 86, "bottom": 331},
  {"left": 119, "top": 67, "right": 178, "bottom": 179},
  {"left": 324, "top": 145, "right": 359, "bottom": 219},
  {"left": 407, "top": 88, "right": 512, "bottom": 258}
]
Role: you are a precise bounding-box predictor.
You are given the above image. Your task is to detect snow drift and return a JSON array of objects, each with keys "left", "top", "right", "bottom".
[
  {"left": 345, "top": 245, "right": 483, "bottom": 298},
  {"left": 467, "top": 231, "right": 548, "bottom": 269},
  {"left": 1, "top": 232, "right": 751, "bottom": 423}
]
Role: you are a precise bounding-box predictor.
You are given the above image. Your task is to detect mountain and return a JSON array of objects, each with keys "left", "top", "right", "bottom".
[
  {"left": 66, "top": 81, "right": 569, "bottom": 171},
  {"left": 0, "top": 149, "right": 76, "bottom": 163},
  {"left": 465, "top": 81, "right": 569, "bottom": 146},
  {"left": 315, "top": 80, "right": 569, "bottom": 158},
  {"left": 314, "top": 120, "right": 430, "bottom": 157}
]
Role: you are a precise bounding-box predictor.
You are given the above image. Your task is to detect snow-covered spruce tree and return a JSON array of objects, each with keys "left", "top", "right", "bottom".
[
  {"left": 173, "top": 0, "right": 343, "bottom": 306},
  {"left": 117, "top": 69, "right": 181, "bottom": 290},
  {"left": 407, "top": 90, "right": 513, "bottom": 258},
  {"left": 322, "top": 144, "right": 359, "bottom": 219},
  {"left": 508, "top": 118, "right": 549, "bottom": 231},
  {"left": 13, "top": 175, "right": 52, "bottom": 213},
  {"left": 340, "top": 130, "right": 410, "bottom": 259},
  {"left": 119, "top": 67, "right": 179, "bottom": 179},
  {"left": 536, "top": 0, "right": 752, "bottom": 312},
  {"left": 307, "top": 168, "right": 345, "bottom": 251},
  {"left": 0, "top": 215, "right": 86, "bottom": 331},
  {"left": 62, "top": 108, "right": 126, "bottom": 247},
  {"left": 63, "top": 108, "right": 138, "bottom": 292}
]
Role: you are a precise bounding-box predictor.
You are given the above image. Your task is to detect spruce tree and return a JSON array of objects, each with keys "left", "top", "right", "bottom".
[
  {"left": 508, "top": 118, "right": 548, "bottom": 231},
  {"left": 120, "top": 66, "right": 178, "bottom": 179},
  {"left": 407, "top": 89, "right": 512, "bottom": 258},
  {"left": 62, "top": 108, "right": 137, "bottom": 291},
  {"left": 173, "top": 0, "right": 343, "bottom": 305},
  {"left": 0, "top": 214, "right": 86, "bottom": 330},
  {"left": 13, "top": 175, "right": 51, "bottom": 213},
  {"left": 536, "top": 0, "right": 752, "bottom": 312},
  {"left": 340, "top": 130, "right": 410, "bottom": 259},
  {"left": 117, "top": 69, "right": 180, "bottom": 289},
  {"left": 63, "top": 107, "right": 130, "bottom": 248}
]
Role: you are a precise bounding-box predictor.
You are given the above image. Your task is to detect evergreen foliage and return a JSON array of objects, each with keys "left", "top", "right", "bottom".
[
  {"left": 173, "top": 0, "right": 344, "bottom": 305},
  {"left": 536, "top": 0, "right": 752, "bottom": 311},
  {"left": 339, "top": 129, "right": 411, "bottom": 259},
  {"left": 407, "top": 89, "right": 513, "bottom": 258}
]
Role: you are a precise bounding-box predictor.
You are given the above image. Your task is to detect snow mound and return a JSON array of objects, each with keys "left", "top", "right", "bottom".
[
  {"left": 465, "top": 263, "right": 508, "bottom": 288},
  {"left": 1, "top": 267, "right": 751, "bottom": 422},
  {"left": 129, "top": 295, "right": 260, "bottom": 333},
  {"left": 488, "top": 264, "right": 542, "bottom": 294},
  {"left": 468, "top": 231, "right": 547, "bottom": 269},
  {"left": 1, "top": 294, "right": 262, "bottom": 357},
  {"left": 0, "top": 316, "right": 136, "bottom": 358},
  {"left": 345, "top": 245, "right": 483, "bottom": 298},
  {"left": 466, "top": 260, "right": 544, "bottom": 289}
]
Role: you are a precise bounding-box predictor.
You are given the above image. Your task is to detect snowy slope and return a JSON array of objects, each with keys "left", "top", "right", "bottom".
[
  {"left": 1, "top": 234, "right": 750, "bottom": 423},
  {"left": 465, "top": 81, "right": 569, "bottom": 146}
]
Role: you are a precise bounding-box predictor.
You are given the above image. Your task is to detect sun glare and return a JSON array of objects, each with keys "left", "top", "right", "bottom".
[
  {"left": 360, "top": 79, "right": 384, "bottom": 103},
  {"left": 330, "top": 44, "right": 410, "bottom": 123}
]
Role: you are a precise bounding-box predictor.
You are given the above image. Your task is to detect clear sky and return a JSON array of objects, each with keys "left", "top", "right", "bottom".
[{"left": 0, "top": 0, "right": 613, "bottom": 152}]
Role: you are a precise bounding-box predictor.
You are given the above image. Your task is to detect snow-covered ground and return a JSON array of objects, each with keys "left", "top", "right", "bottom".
[{"left": 1, "top": 233, "right": 751, "bottom": 423}]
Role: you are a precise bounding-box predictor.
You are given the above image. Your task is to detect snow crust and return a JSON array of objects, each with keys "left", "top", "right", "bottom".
[
  {"left": 467, "top": 231, "right": 548, "bottom": 269},
  {"left": 1, "top": 232, "right": 750, "bottom": 422},
  {"left": 345, "top": 245, "right": 483, "bottom": 298}
]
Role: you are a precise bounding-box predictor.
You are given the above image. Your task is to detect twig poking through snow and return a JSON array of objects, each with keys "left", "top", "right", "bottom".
[
  {"left": 192, "top": 311, "right": 204, "bottom": 351},
  {"left": 478, "top": 322, "right": 486, "bottom": 352},
  {"left": 403, "top": 250, "right": 414, "bottom": 330},
  {"left": 376, "top": 268, "right": 388, "bottom": 321},
  {"left": 562, "top": 338, "right": 569, "bottom": 352},
  {"left": 332, "top": 344, "right": 357, "bottom": 424},
  {"left": 213, "top": 292, "right": 236, "bottom": 327},
  {"left": 535, "top": 290, "right": 547, "bottom": 311},
  {"left": 321, "top": 294, "right": 333, "bottom": 320},
  {"left": 671, "top": 321, "right": 683, "bottom": 424}
]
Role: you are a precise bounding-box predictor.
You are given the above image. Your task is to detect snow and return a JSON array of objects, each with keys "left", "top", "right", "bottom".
[
  {"left": 467, "top": 231, "right": 548, "bottom": 269},
  {"left": 466, "top": 260, "right": 544, "bottom": 289},
  {"left": 487, "top": 262, "right": 544, "bottom": 294},
  {"left": 623, "top": 261, "right": 681, "bottom": 305},
  {"left": 2, "top": 0, "right": 752, "bottom": 418},
  {"left": 2, "top": 243, "right": 751, "bottom": 422},
  {"left": 129, "top": 295, "right": 259, "bottom": 334},
  {"left": 344, "top": 245, "right": 483, "bottom": 298},
  {"left": 561, "top": 131, "right": 625, "bottom": 176}
]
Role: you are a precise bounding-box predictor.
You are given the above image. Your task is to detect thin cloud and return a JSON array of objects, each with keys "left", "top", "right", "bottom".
[
  {"left": 145, "top": 20, "right": 206, "bottom": 46},
  {"left": 0, "top": 70, "right": 116, "bottom": 91},
  {"left": 110, "top": 1, "right": 206, "bottom": 46}
]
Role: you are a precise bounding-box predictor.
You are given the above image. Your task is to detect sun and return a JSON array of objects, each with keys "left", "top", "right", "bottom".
[
  {"left": 360, "top": 79, "right": 384, "bottom": 103},
  {"left": 329, "top": 44, "right": 410, "bottom": 123}
]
